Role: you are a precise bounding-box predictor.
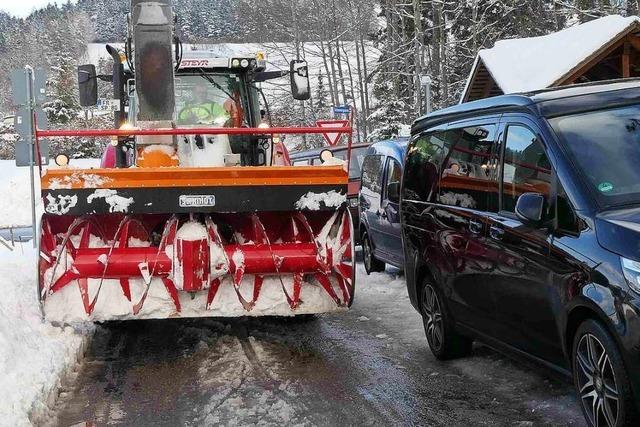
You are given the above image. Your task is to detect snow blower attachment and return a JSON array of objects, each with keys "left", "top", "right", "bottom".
[{"left": 37, "top": 127, "right": 355, "bottom": 322}]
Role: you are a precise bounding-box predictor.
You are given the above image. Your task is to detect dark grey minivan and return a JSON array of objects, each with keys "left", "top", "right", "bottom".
[
  {"left": 401, "top": 80, "right": 640, "bottom": 427},
  {"left": 359, "top": 138, "right": 408, "bottom": 273}
]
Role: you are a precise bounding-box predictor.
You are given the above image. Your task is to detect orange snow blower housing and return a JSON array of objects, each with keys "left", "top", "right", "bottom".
[{"left": 36, "top": 0, "right": 355, "bottom": 323}]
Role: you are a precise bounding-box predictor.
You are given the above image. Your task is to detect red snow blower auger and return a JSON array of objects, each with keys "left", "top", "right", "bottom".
[{"left": 35, "top": 0, "right": 355, "bottom": 323}]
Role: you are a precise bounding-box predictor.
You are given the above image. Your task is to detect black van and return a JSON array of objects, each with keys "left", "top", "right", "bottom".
[{"left": 401, "top": 80, "right": 640, "bottom": 427}]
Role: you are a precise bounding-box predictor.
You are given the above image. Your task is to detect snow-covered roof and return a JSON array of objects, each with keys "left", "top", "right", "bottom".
[{"left": 464, "top": 15, "right": 640, "bottom": 98}]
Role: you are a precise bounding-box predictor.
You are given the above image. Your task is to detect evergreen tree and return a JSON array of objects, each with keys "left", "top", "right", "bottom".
[{"left": 314, "top": 71, "right": 330, "bottom": 118}]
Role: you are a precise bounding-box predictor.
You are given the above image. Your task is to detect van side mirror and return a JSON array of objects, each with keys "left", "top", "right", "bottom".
[
  {"left": 290, "top": 60, "right": 310, "bottom": 101},
  {"left": 515, "top": 192, "right": 546, "bottom": 225},
  {"left": 77, "top": 64, "right": 98, "bottom": 107},
  {"left": 388, "top": 182, "right": 400, "bottom": 203}
]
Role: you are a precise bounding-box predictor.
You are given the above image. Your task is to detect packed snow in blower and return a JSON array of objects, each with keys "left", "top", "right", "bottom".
[{"left": 36, "top": 0, "right": 355, "bottom": 323}]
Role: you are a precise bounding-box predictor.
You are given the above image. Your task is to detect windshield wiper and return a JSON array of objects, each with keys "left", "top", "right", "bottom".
[{"left": 197, "top": 68, "right": 233, "bottom": 99}]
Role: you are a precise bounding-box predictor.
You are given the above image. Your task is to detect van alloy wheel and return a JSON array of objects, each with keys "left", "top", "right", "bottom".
[
  {"left": 363, "top": 236, "right": 373, "bottom": 271},
  {"left": 575, "top": 333, "right": 619, "bottom": 427},
  {"left": 422, "top": 285, "right": 443, "bottom": 352},
  {"left": 362, "top": 232, "right": 384, "bottom": 274}
]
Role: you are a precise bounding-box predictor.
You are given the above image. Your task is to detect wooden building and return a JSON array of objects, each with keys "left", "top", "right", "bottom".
[{"left": 461, "top": 15, "right": 640, "bottom": 103}]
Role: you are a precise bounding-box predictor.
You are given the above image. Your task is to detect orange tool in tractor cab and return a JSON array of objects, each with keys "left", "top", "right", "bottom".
[{"left": 36, "top": 0, "right": 355, "bottom": 323}]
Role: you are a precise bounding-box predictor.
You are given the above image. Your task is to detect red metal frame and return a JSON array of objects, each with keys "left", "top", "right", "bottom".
[
  {"left": 36, "top": 124, "right": 354, "bottom": 171},
  {"left": 36, "top": 126, "right": 352, "bottom": 138}
]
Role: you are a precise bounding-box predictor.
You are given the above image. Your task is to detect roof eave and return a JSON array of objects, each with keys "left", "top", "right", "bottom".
[
  {"left": 459, "top": 54, "right": 481, "bottom": 104},
  {"left": 551, "top": 19, "right": 640, "bottom": 87}
]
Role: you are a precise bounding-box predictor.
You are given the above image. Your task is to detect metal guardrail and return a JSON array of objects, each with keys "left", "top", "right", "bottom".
[{"left": 0, "top": 225, "right": 33, "bottom": 251}]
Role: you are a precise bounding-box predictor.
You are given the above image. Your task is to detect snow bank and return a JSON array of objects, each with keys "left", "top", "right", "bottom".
[
  {"left": 0, "top": 159, "right": 100, "bottom": 228},
  {"left": 473, "top": 15, "right": 640, "bottom": 94},
  {"left": 0, "top": 246, "right": 93, "bottom": 426}
]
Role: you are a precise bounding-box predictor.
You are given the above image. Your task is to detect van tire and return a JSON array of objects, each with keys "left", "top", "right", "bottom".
[
  {"left": 572, "top": 319, "right": 638, "bottom": 427},
  {"left": 420, "top": 280, "right": 472, "bottom": 360},
  {"left": 362, "top": 232, "right": 385, "bottom": 274}
]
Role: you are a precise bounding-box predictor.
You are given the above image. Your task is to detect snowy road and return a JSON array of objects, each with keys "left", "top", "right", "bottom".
[{"left": 51, "top": 263, "right": 585, "bottom": 426}]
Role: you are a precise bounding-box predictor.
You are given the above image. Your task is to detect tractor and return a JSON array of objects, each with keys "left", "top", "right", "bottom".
[{"left": 37, "top": 0, "right": 355, "bottom": 323}]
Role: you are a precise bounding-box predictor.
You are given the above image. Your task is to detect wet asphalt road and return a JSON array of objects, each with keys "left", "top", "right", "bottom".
[{"left": 51, "top": 264, "right": 586, "bottom": 426}]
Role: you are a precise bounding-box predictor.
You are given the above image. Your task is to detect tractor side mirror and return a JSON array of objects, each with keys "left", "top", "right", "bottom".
[
  {"left": 77, "top": 64, "right": 98, "bottom": 107},
  {"left": 290, "top": 60, "right": 310, "bottom": 101}
]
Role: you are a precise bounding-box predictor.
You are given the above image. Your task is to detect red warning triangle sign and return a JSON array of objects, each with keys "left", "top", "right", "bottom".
[{"left": 316, "top": 120, "right": 349, "bottom": 146}]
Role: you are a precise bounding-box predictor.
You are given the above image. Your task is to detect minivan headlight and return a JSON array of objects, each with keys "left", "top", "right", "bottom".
[{"left": 621, "top": 257, "right": 640, "bottom": 294}]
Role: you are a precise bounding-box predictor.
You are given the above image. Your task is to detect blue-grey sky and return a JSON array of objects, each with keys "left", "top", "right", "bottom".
[{"left": 0, "top": 0, "right": 77, "bottom": 18}]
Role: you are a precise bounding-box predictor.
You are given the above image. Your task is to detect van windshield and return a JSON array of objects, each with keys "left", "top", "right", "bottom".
[
  {"left": 299, "top": 146, "right": 368, "bottom": 179},
  {"left": 550, "top": 104, "right": 640, "bottom": 207},
  {"left": 333, "top": 147, "right": 367, "bottom": 179}
]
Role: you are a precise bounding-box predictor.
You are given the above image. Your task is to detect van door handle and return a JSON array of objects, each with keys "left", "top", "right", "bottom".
[
  {"left": 490, "top": 225, "right": 505, "bottom": 240},
  {"left": 469, "top": 219, "right": 483, "bottom": 234}
]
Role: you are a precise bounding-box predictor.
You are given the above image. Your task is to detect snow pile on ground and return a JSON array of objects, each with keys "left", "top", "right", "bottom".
[
  {"left": 0, "top": 159, "right": 100, "bottom": 228},
  {"left": 0, "top": 246, "right": 93, "bottom": 426}
]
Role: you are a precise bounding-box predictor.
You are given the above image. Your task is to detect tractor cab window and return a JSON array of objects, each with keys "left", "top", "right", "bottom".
[{"left": 175, "top": 74, "right": 245, "bottom": 127}]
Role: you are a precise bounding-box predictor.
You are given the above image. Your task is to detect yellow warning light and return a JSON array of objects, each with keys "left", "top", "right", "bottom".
[
  {"left": 256, "top": 52, "right": 265, "bottom": 61},
  {"left": 112, "top": 123, "right": 136, "bottom": 144}
]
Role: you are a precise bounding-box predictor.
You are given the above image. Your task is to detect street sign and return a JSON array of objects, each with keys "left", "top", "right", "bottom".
[
  {"left": 316, "top": 119, "right": 349, "bottom": 146},
  {"left": 14, "top": 106, "right": 47, "bottom": 137},
  {"left": 14, "top": 107, "right": 32, "bottom": 138},
  {"left": 35, "top": 107, "right": 48, "bottom": 130},
  {"left": 10, "top": 65, "right": 46, "bottom": 250},
  {"left": 10, "top": 69, "right": 29, "bottom": 106},
  {"left": 33, "top": 68, "right": 48, "bottom": 105},
  {"left": 97, "top": 98, "right": 121, "bottom": 111},
  {"left": 15, "top": 140, "right": 49, "bottom": 167},
  {"left": 333, "top": 105, "right": 351, "bottom": 115}
]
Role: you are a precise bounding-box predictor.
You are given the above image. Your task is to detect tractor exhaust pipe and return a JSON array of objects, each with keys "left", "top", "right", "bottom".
[
  {"left": 105, "top": 44, "right": 129, "bottom": 168},
  {"left": 130, "top": 0, "right": 175, "bottom": 145}
]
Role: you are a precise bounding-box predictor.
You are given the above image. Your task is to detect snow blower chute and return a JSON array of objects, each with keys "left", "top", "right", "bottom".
[{"left": 35, "top": 0, "right": 355, "bottom": 323}]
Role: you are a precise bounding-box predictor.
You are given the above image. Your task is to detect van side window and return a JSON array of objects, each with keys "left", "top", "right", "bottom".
[
  {"left": 403, "top": 130, "right": 458, "bottom": 202},
  {"left": 361, "top": 155, "right": 384, "bottom": 193},
  {"left": 439, "top": 124, "right": 497, "bottom": 211},
  {"left": 502, "top": 125, "right": 551, "bottom": 213},
  {"left": 384, "top": 159, "right": 402, "bottom": 203}
]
